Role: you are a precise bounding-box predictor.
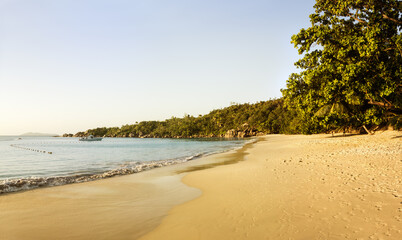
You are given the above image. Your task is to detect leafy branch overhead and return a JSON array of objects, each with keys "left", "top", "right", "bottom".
[{"left": 282, "top": 0, "right": 401, "bottom": 133}]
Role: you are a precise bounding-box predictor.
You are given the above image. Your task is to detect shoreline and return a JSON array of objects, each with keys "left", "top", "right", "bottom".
[
  {"left": 0, "top": 137, "right": 254, "bottom": 195},
  {"left": 141, "top": 131, "right": 401, "bottom": 240},
  {"left": 0, "top": 139, "right": 254, "bottom": 240}
]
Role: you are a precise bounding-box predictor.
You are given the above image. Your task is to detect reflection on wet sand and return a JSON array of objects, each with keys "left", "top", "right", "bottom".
[{"left": 176, "top": 139, "right": 258, "bottom": 174}]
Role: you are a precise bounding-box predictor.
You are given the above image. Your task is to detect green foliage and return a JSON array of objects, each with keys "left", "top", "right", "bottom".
[
  {"left": 74, "top": 99, "right": 300, "bottom": 138},
  {"left": 282, "top": 0, "right": 401, "bottom": 132}
]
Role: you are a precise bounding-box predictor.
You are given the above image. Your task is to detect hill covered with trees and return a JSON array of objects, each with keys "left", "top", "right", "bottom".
[{"left": 66, "top": 99, "right": 300, "bottom": 138}]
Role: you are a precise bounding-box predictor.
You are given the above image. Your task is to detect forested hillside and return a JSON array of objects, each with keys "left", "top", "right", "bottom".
[
  {"left": 67, "top": 96, "right": 399, "bottom": 138},
  {"left": 66, "top": 99, "right": 300, "bottom": 138}
]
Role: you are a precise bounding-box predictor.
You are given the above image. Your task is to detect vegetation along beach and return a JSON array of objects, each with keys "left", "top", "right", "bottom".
[{"left": 0, "top": 0, "right": 401, "bottom": 239}]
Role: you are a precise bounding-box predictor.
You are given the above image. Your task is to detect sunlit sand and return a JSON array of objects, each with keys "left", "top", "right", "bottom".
[{"left": 1, "top": 131, "right": 401, "bottom": 240}]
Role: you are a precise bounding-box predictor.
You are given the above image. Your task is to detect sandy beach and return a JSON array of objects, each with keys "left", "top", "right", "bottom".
[
  {"left": 141, "top": 131, "right": 401, "bottom": 240},
  {"left": 1, "top": 132, "right": 401, "bottom": 240}
]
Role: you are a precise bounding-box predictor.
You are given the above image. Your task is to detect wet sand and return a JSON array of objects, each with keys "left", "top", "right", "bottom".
[
  {"left": 141, "top": 131, "right": 401, "bottom": 240},
  {"left": 0, "top": 147, "right": 250, "bottom": 240}
]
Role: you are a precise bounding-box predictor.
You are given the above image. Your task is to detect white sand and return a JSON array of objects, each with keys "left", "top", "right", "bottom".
[{"left": 141, "top": 131, "right": 401, "bottom": 240}]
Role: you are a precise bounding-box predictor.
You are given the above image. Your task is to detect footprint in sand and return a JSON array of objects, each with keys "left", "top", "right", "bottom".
[{"left": 375, "top": 203, "right": 383, "bottom": 211}]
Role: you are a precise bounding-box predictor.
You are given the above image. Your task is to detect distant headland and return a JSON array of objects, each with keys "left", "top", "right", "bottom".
[{"left": 20, "top": 132, "right": 59, "bottom": 137}]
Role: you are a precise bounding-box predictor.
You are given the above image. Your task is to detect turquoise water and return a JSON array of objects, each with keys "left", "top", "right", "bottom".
[{"left": 0, "top": 136, "right": 248, "bottom": 193}]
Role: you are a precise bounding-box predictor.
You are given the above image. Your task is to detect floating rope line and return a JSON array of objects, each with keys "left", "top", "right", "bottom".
[{"left": 10, "top": 144, "right": 53, "bottom": 154}]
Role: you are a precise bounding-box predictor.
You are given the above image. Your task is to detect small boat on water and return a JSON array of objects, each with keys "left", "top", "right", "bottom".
[{"left": 79, "top": 135, "right": 102, "bottom": 141}]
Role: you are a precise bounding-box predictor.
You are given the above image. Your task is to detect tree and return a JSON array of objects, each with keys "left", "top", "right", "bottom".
[{"left": 282, "top": 0, "right": 401, "bottom": 133}]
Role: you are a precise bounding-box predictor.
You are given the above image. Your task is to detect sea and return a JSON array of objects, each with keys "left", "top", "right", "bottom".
[{"left": 0, "top": 136, "right": 249, "bottom": 194}]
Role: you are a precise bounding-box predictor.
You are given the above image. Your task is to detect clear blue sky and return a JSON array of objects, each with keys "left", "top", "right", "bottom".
[{"left": 0, "top": 0, "right": 316, "bottom": 135}]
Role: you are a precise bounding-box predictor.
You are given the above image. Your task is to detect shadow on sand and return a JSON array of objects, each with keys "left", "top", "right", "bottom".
[{"left": 325, "top": 133, "right": 362, "bottom": 138}]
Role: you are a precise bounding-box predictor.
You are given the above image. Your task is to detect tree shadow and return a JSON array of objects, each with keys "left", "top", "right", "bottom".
[{"left": 325, "top": 133, "right": 362, "bottom": 138}]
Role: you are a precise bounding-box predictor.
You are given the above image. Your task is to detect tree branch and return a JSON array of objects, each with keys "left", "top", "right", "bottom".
[
  {"left": 381, "top": 97, "right": 393, "bottom": 107},
  {"left": 368, "top": 99, "right": 402, "bottom": 114},
  {"left": 347, "top": 13, "right": 366, "bottom": 24},
  {"left": 382, "top": 14, "right": 402, "bottom": 24},
  {"left": 368, "top": 99, "right": 391, "bottom": 108}
]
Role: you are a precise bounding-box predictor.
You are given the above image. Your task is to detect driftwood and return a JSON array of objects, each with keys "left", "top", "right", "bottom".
[{"left": 362, "top": 125, "right": 379, "bottom": 135}]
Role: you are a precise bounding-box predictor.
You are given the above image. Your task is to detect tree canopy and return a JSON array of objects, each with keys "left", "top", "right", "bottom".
[{"left": 282, "top": 0, "right": 401, "bottom": 133}]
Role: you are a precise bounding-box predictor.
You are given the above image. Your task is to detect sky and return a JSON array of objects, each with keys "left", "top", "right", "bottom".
[{"left": 0, "top": 0, "right": 316, "bottom": 135}]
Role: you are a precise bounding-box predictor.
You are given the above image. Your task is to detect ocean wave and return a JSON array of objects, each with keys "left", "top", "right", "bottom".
[{"left": 0, "top": 158, "right": 192, "bottom": 194}]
